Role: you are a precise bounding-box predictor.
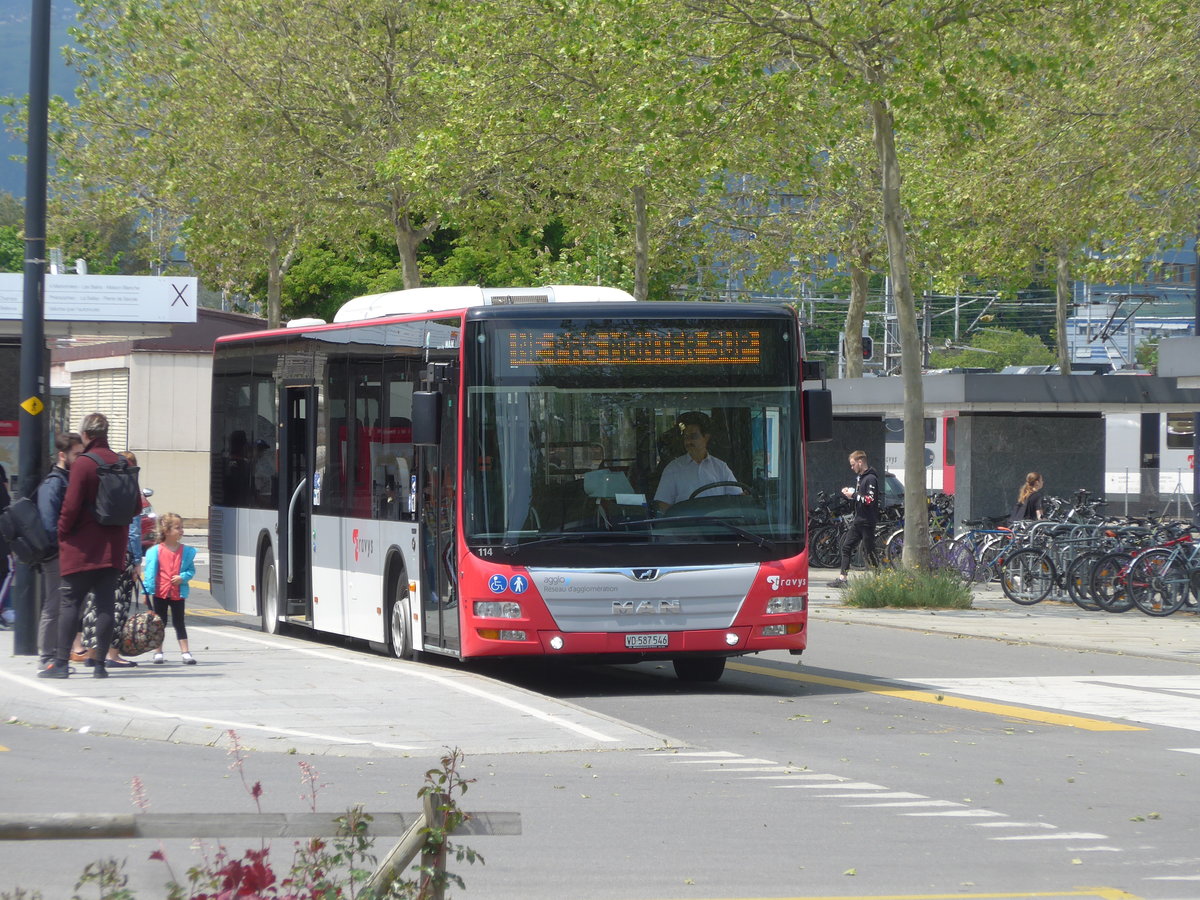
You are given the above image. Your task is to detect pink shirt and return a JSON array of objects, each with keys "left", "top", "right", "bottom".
[{"left": 156, "top": 544, "right": 183, "bottom": 600}]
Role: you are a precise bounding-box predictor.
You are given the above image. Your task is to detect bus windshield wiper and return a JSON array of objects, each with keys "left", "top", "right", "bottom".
[
  {"left": 629, "top": 515, "right": 775, "bottom": 550},
  {"left": 500, "top": 530, "right": 642, "bottom": 555}
]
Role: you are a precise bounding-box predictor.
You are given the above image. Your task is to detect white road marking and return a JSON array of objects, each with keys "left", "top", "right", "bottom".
[
  {"left": 991, "top": 832, "right": 1108, "bottom": 840},
  {"left": 845, "top": 799, "right": 962, "bottom": 807},
  {"left": 776, "top": 781, "right": 887, "bottom": 790},
  {"left": 1147, "top": 874, "right": 1200, "bottom": 881},
  {"left": 903, "top": 808, "right": 1007, "bottom": 817},
  {"left": 823, "top": 792, "right": 928, "bottom": 799},
  {"left": 645, "top": 750, "right": 739, "bottom": 757}
]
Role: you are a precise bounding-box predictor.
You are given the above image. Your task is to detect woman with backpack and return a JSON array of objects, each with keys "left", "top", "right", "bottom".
[{"left": 1012, "top": 472, "right": 1045, "bottom": 521}]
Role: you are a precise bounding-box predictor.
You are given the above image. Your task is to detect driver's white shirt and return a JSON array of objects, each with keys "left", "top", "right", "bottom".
[{"left": 654, "top": 453, "right": 739, "bottom": 506}]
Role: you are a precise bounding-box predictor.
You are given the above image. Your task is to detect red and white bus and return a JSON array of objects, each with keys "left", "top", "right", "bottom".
[{"left": 208, "top": 286, "right": 831, "bottom": 681}]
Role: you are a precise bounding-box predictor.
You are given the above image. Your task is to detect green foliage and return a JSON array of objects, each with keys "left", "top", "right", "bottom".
[
  {"left": 843, "top": 567, "right": 974, "bottom": 609},
  {"left": 0, "top": 191, "right": 21, "bottom": 228},
  {"left": 1136, "top": 337, "right": 1159, "bottom": 374},
  {"left": 277, "top": 236, "right": 406, "bottom": 323},
  {"left": 0, "top": 225, "right": 20, "bottom": 272},
  {"left": 928, "top": 327, "right": 1054, "bottom": 371}
]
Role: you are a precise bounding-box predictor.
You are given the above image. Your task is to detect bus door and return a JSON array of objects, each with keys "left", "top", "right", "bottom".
[
  {"left": 416, "top": 366, "right": 460, "bottom": 655},
  {"left": 279, "top": 384, "right": 315, "bottom": 625}
]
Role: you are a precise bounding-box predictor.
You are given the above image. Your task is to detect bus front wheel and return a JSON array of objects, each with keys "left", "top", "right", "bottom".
[
  {"left": 259, "top": 547, "right": 281, "bottom": 635},
  {"left": 673, "top": 657, "right": 726, "bottom": 682},
  {"left": 388, "top": 579, "right": 416, "bottom": 660}
]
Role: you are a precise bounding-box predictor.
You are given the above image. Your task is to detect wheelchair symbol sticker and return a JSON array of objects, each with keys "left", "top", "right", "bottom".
[
  {"left": 488, "top": 574, "right": 509, "bottom": 594},
  {"left": 509, "top": 575, "right": 529, "bottom": 595}
]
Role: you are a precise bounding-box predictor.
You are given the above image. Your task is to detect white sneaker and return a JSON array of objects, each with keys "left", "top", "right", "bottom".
[
  {"left": 153, "top": 652, "right": 165, "bottom": 664},
  {"left": 181, "top": 653, "right": 196, "bottom": 666}
]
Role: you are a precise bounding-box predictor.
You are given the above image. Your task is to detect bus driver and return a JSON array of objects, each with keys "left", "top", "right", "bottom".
[{"left": 654, "top": 412, "right": 742, "bottom": 511}]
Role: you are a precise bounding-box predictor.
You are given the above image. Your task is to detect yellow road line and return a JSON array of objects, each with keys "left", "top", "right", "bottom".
[
  {"left": 193, "top": 580, "right": 210, "bottom": 591},
  {"left": 727, "top": 662, "right": 1147, "bottom": 732}
]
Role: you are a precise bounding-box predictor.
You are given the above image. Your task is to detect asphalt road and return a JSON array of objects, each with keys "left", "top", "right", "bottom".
[{"left": 4, "top": 602, "right": 1200, "bottom": 900}]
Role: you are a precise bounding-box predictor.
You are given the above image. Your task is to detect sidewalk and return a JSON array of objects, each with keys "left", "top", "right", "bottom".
[
  {"left": 809, "top": 572, "right": 1200, "bottom": 663},
  {"left": 3, "top": 574, "right": 1197, "bottom": 759},
  {"left": 0, "top": 603, "right": 673, "bottom": 759}
]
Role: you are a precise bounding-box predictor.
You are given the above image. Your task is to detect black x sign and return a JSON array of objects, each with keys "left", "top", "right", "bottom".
[{"left": 171, "top": 283, "right": 190, "bottom": 307}]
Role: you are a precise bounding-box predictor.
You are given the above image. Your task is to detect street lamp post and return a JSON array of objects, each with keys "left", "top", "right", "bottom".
[{"left": 14, "top": 0, "right": 52, "bottom": 656}]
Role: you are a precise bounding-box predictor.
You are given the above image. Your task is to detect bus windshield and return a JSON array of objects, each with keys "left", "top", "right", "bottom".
[{"left": 465, "top": 314, "right": 803, "bottom": 564}]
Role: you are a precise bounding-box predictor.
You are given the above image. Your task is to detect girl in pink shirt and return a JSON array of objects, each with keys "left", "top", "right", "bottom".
[{"left": 142, "top": 513, "right": 198, "bottom": 665}]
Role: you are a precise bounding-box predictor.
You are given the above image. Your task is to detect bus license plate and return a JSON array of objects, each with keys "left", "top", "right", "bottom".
[{"left": 625, "top": 633, "right": 669, "bottom": 649}]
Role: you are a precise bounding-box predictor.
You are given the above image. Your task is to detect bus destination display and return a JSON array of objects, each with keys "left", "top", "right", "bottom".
[{"left": 505, "top": 328, "right": 762, "bottom": 366}]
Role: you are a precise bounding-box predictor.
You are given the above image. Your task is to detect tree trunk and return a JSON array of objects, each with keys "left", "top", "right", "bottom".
[
  {"left": 390, "top": 188, "right": 436, "bottom": 291},
  {"left": 870, "top": 95, "right": 931, "bottom": 568},
  {"left": 633, "top": 184, "right": 649, "bottom": 301},
  {"left": 844, "top": 252, "right": 870, "bottom": 378},
  {"left": 266, "top": 235, "right": 282, "bottom": 329},
  {"left": 1055, "top": 245, "right": 1072, "bottom": 374}
]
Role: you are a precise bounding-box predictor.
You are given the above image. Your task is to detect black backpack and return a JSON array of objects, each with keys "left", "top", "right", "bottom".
[
  {"left": 83, "top": 452, "right": 142, "bottom": 527},
  {"left": 0, "top": 483, "right": 53, "bottom": 566}
]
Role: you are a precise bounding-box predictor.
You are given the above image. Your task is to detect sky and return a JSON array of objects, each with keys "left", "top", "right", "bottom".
[{"left": 0, "top": 0, "right": 80, "bottom": 200}]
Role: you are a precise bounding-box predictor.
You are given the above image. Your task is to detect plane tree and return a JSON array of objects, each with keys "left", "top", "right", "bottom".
[{"left": 698, "top": 0, "right": 1125, "bottom": 565}]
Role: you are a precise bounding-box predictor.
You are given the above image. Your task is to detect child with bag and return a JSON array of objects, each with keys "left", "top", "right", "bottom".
[{"left": 142, "top": 513, "right": 198, "bottom": 665}]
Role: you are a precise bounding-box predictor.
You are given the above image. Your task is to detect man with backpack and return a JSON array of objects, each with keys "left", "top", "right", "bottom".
[
  {"left": 39, "top": 413, "right": 139, "bottom": 680},
  {"left": 35, "top": 432, "right": 83, "bottom": 670}
]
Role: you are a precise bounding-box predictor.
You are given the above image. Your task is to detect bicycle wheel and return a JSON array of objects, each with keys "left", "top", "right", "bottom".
[
  {"left": 809, "top": 525, "right": 842, "bottom": 569},
  {"left": 1064, "top": 548, "right": 1105, "bottom": 611},
  {"left": 1126, "top": 549, "right": 1191, "bottom": 617},
  {"left": 882, "top": 528, "right": 904, "bottom": 568},
  {"left": 974, "top": 535, "right": 1009, "bottom": 583},
  {"left": 1001, "top": 548, "right": 1055, "bottom": 605},
  {"left": 930, "top": 537, "right": 976, "bottom": 582},
  {"left": 1090, "top": 551, "right": 1135, "bottom": 613}
]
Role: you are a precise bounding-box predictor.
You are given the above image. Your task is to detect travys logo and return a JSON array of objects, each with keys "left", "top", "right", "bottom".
[
  {"left": 352, "top": 529, "right": 375, "bottom": 562},
  {"left": 766, "top": 575, "right": 806, "bottom": 591}
]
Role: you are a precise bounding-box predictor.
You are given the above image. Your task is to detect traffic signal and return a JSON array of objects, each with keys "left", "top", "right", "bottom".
[{"left": 861, "top": 336, "right": 874, "bottom": 361}]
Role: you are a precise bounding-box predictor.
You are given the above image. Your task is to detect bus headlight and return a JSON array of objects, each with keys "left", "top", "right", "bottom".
[
  {"left": 766, "top": 596, "right": 806, "bottom": 614},
  {"left": 474, "top": 601, "right": 522, "bottom": 619}
]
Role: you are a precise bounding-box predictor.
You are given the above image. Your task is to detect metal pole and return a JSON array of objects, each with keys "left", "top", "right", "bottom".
[
  {"left": 14, "top": 0, "right": 52, "bottom": 656},
  {"left": 1193, "top": 226, "right": 1199, "bottom": 516}
]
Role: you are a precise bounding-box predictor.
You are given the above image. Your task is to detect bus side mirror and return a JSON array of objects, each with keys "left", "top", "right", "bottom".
[
  {"left": 411, "top": 391, "right": 442, "bottom": 446},
  {"left": 802, "top": 389, "right": 833, "bottom": 443}
]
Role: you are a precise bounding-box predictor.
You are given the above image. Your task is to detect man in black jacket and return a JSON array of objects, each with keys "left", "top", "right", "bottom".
[
  {"left": 829, "top": 450, "right": 880, "bottom": 587},
  {"left": 36, "top": 432, "right": 83, "bottom": 669}
]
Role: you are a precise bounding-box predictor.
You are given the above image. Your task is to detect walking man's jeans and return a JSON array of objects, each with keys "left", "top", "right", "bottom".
[{"left": 839, "top": 521, "right": 879, "bottom": 574}]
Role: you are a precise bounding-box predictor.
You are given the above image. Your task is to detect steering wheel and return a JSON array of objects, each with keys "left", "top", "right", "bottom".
[{"left": 687, "top": 481, "right": 753, "bottom": 501}]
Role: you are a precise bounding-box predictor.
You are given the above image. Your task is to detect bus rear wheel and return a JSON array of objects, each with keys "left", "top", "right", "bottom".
[
  {"left": 388, "top": 578, "right": 416, "bottom": 660},
  {"left": 672, "top": 657, "right": 726, "bottom": 682},
  {"left": 259, "top": 546, "right": 281, "bottom": 635}
]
